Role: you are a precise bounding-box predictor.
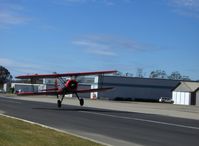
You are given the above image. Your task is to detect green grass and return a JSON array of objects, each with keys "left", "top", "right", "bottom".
[{"left": 0, "top": 115, "right": 104, "bottom": 146}]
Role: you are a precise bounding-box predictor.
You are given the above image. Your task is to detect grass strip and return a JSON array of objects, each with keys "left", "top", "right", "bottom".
[{"left": 0, "top": 115, "right": 104, "bottom": 146}]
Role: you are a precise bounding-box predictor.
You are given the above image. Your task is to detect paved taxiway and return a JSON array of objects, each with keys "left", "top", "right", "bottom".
[{"left": 1, "top": 96, "right": 199, "bottom": 146}]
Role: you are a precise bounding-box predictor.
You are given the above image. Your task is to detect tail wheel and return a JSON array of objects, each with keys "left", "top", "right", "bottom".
[
  {"left": 57, "top": 100, "right": 62, "bottom": 108},
  {"left": 79, "top": 98, "right": 84, "bottom": 106}
]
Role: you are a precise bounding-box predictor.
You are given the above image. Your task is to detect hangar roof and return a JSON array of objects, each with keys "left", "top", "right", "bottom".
[{"left": 173, "top": 81, "right": 199, "bottom": 92}]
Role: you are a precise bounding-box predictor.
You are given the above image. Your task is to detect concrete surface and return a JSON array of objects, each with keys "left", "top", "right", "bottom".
[
  {"left": 2, "top": 94, "right": 199, "bottom": 120},
  {"left": 1, "top": 95, "right": 199, "bottom": 146}
]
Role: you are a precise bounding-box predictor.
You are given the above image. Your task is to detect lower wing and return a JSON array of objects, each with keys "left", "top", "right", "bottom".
[
  {"left": 76, "top": 87, "right": 113, "bottom": 93},
  {"left": 16, "top": 87, "right": 112, "bottom": 96},
  {"left": 40, "top": 88, "right": 59, "bottom": 91},
  {"left": 16, "top": 91, "right": 60, "bottom": 96}
]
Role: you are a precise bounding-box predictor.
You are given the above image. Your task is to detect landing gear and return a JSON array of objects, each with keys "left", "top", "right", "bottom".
[
  {"left": 57, "top": 94, "right": 65, "bottom": 108},
  {"left": 57, "top": 100, "right": 62, "bottom": 108},
  {"left": 75, "top": 93, "right": 84, "bottom": 106},
  {"left": 57, "top": 92, "right": 84, "bottom": 108},
  {"left": 79, "top": 98, "right": 84, "bottom": 106}
]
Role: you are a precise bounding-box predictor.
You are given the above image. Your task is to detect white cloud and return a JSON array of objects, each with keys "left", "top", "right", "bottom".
[
  {"left": 74, "top": 39, "right": 117, "bottom": 56},
  {"left": 0, "top": 58, "right": 37, "bottom": 68},
  {"left": 0, "top": 2, "right": 29, "bottom": 28},
  {"left": 0, "top": 58, "right": 44, "bottom": 76},
  {"left": 73, "top": 35, "right": 154, "bottom": 56},
  {"left": 53, "top": 0, "right": 132, "bottom": 6},
  {"left": 168, "top": 0, "right": 199, "bottom": 18},
  {"left": 0, "top": 10, "right": 27, "bottom": 25},
  {"left": 171, "top": 0, "right": 199, "bottom": 9},
  {"left": 0, "top": 58, "right": 13, "bottom": 66}
]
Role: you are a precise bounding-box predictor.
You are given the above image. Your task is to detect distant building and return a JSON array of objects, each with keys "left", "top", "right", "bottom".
[
  {"left": 11, "top": 83, "right": 45, "bottom": 93},
  {"left": 172, "top": 81, "right": 199, "bottom": 106},
  {"left": 95, "top": 75, "right": 180, "bottom": 101}
]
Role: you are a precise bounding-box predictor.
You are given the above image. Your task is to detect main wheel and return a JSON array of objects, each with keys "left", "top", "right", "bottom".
[
  {"left": 57, "top": 100, "right": 62, "bottom": 108},
  {"left": 79, "top": 98, "right": 84, "bottom": 106}
]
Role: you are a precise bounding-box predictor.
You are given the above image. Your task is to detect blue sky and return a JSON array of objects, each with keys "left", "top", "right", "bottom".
[{"left": 0, "top": 0, "right": 199, "bottom": 80}]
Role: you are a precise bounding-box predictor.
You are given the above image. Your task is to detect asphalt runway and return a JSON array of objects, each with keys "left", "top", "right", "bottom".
[{"left": 1, "top": 96, "right": 199, "bottom": 146}]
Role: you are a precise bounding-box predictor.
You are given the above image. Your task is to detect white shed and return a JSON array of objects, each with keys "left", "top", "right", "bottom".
[{"left": 172, "top": 81, "right": 199, "bottom": 106}]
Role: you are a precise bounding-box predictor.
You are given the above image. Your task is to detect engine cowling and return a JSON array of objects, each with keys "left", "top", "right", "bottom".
[{"left": 65, "top": 80, "right": 78, "bottom": 91}]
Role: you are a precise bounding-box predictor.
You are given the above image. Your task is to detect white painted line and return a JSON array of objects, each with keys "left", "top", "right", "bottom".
[
  {"left": 80, "top": 111, "right": 199, "bottom": 130},
  {"left": 0, "top": 114, "right": 112, "bottom": 146},
  {"left": 0, "top": 99, "right": 21, "bottom": 104}
]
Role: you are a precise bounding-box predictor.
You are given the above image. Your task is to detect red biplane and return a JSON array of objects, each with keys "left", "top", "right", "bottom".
[{"left": 16, "top": 70, "right": 117, "bottom": 108}]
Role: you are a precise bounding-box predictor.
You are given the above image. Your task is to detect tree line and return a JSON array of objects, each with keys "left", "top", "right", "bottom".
[
  {"left": 149, "top": 70, "right": 190, "bottom": 80},
  {"left": 116, "top": 68, "right": 191, "bottom": 81},
  {"left": 0, "top": 65, "right": 193, "bottom": 84}
]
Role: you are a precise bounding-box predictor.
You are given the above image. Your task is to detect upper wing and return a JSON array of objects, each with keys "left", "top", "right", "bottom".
[{"left": 16, "top": 70, "right": 117, "bottom": 79}]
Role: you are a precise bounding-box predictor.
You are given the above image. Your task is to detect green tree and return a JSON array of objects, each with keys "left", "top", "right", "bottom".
[
  {"left": 168, "top": 71, "right": 182, "bottom": 80},
  {"left": 149, "top": 70, "right": 167, "bottom": 79},
  {"left": 0, "top": 66, "right": 12, "bottom": 84},
  {"left": 168, "top": 71, "right": 191, "bottom": 80}
]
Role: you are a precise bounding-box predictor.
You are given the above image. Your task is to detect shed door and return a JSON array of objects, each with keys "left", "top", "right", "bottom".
[{"left": 172, "top": 92, "right": 191, "bottom": 105}]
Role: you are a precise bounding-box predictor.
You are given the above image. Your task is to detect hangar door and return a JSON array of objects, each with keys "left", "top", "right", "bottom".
[{"left": 172, "top": 91, "right": 191, "bottom": 105}]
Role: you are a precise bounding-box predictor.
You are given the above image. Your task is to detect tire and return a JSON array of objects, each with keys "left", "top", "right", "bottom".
[
  {"left": 79, "top": 98, "right": 84, "bottom": 106},
  {"left": 57, "top": 100, "right": 62, "bottom": 108}
]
